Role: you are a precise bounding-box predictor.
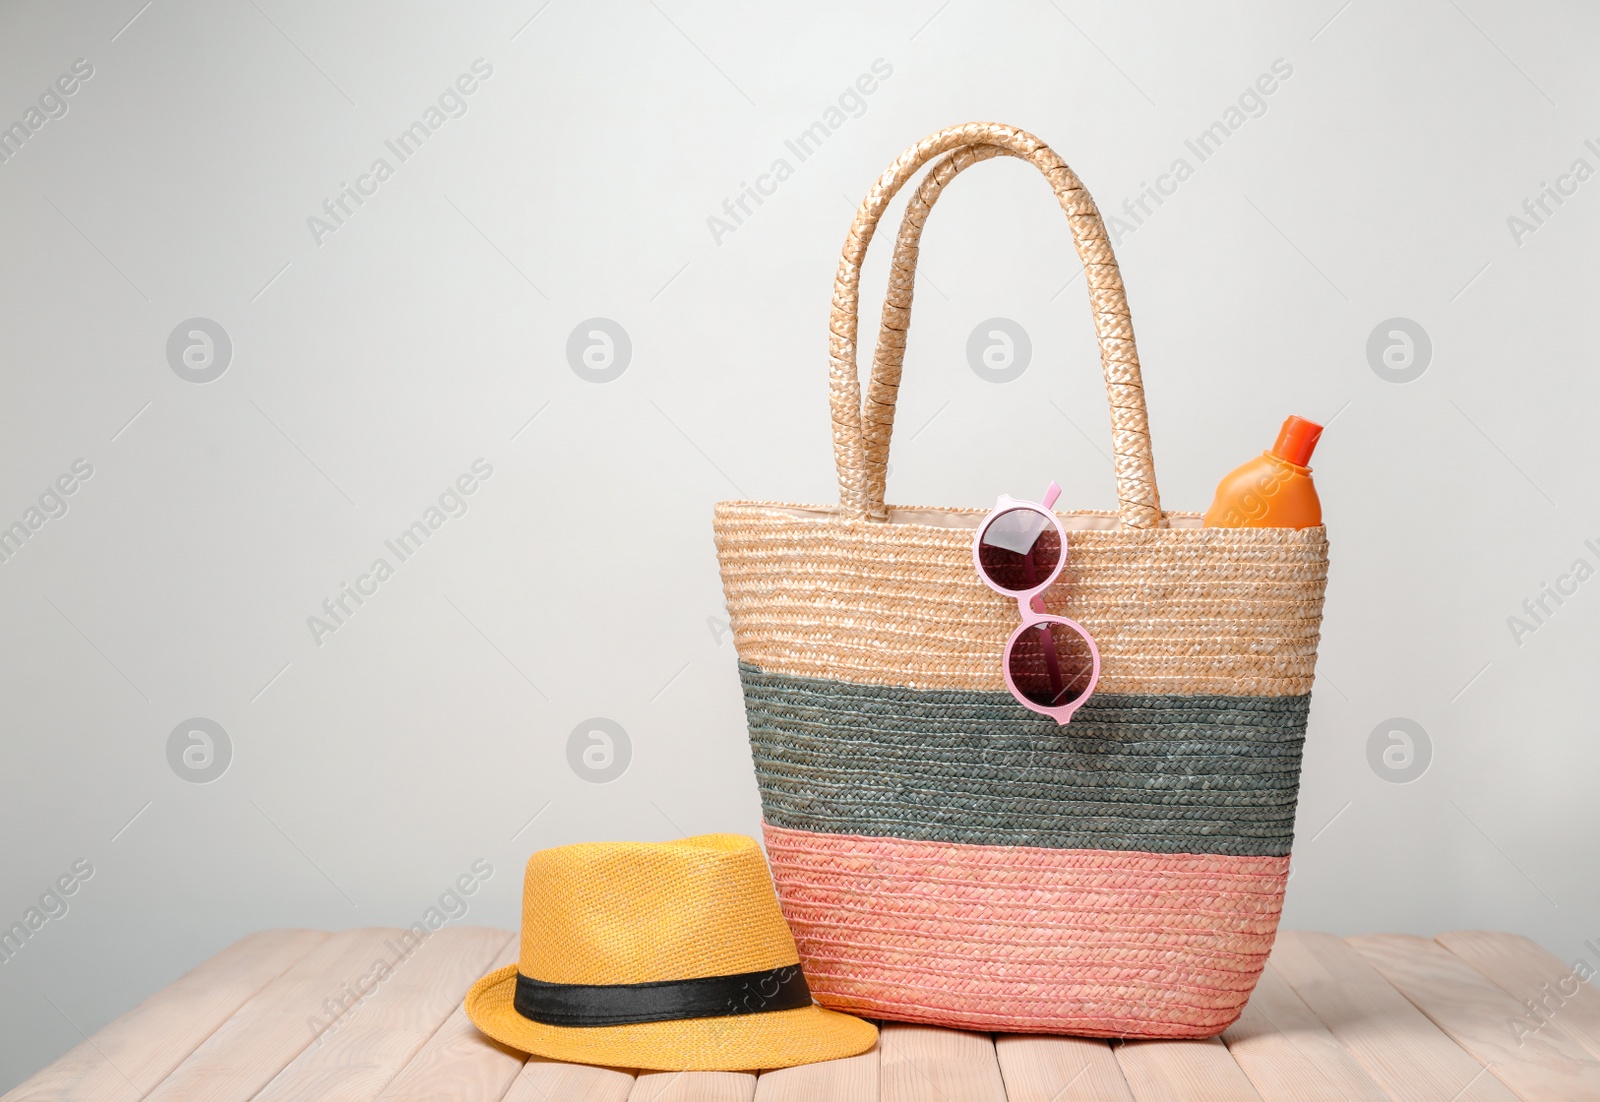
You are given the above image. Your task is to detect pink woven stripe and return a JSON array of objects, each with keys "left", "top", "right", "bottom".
[{"left": 763, "top": 822, "right": 1290, "bottom": 1038}]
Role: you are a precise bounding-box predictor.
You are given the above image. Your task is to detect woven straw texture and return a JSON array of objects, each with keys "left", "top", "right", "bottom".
[
  {"left": 715, "top": 503, "right": 1327, "bottom": 697},
  {"left": 712, "top": 122, "right": 1329, "bottom": 1038},
  {"left": 464, "top": 834, "right": 877, "bottom": 1070},
  {"left": 513, "top": 834, "right": 796, "bottom": 985},
  {"left": 741, "top": 665, "right": 1307, "bottom": 856},
  {"left": 764, "top": 823, "right": 1289, "bottom": 1037}
]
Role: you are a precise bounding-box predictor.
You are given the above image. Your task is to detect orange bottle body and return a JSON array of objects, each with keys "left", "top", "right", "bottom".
[
  {"left": 1202, "top": 452, "right": 1322, "bottom": 528},
  {"left": 1203, "top": 414, "right": 1324, "bottom": 529}
]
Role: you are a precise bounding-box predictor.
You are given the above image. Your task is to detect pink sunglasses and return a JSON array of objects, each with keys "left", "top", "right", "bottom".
[{"left": 973, "top": 482, "right": 1102, "bottom": 724}]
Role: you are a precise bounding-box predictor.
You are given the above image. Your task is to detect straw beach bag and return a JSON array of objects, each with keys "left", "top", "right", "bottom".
[{"left": 712, "top": 122, "right": 1329, "bottom": 1038}]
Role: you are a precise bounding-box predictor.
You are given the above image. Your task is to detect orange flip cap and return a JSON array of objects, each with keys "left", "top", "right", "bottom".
[{"left": 1270, "top": 415, "right": 1323, "bottom": 468}]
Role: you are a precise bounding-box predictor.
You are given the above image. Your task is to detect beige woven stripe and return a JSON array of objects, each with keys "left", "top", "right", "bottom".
[
  {"left": 714, "top": 502, "right": 1329, "bottom": 697},
  {"left": 830, "top": 122, "right": 1161, "bottom": 527}
]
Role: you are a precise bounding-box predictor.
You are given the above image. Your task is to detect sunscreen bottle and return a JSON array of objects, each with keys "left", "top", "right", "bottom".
[{"left": 1203, "top": 416, "right": 1323, "bottom": 529}]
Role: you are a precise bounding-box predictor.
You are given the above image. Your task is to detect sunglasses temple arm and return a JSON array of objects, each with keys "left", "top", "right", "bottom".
[
  {"left": 1040, "top": 484, "right": 1066, "bottom": 696},
  {"left": 1020, "top": 592, "right": 1068, "bottom": 702},
  {"left": 1037, "top": 619, "right": 1066, "bottom": 701},
  {"left": 1020, "top": 483, "right": 1067, "bottom": 707},
  {"left": 1036, "top": 482, "right": 1066, "bottom": 695}
]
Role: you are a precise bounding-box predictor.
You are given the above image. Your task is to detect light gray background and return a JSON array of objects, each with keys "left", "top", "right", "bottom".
[{"left": 3, "top": 0, "right": 1597, "bottom": 1089}]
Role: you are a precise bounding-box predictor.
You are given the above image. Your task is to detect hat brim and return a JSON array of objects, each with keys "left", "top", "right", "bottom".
[{"left": 465, "top": 964, "right": 877, "bottom": 1072}]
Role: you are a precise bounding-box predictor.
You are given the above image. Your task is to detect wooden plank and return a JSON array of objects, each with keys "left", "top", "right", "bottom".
[
  {"left": 879, "top": 1024, "right": 1006, "bottom": 1102},
  {"left": 1221, "top": 963, "right": 1389, "bottom": 1101},
  {"left": 628, "top": 1070, "right": 755, "bottom": 1101},
  {"left": 993, "top": 1034, "right": 1132, "bottom": 1102},
  {"left": 139, "top": 927, "right": 404, "bottom": 1101},
  {"left": 1438, "top": 930, "right": 1600, "bottom": 1062},
  {"left": 505, "top": 1059, "right": 634, "bottom": 1102},
  {"left": 1271, "top": 930, "right": 1517, "bottom": 1101},
  {"left": 1115, "top": 1038, "right": 1264, "bottom": 1101},
  {"left": 250, "top": 926, "right": 512, "bottom": 1102},
  {"left": 1351, "top": 933, "right": 1600, "bottom": 1102},
  {"left": 373, "top": 936, "right": 525, "bottom": 1102},
  {"left": 1, "top": 929, "right": 327, "bottom": 1102},
  {"left": 753, "top": 1048, "right": 877, "bottom": 1102},
  {"left": 34, "top": 926, "right": 1600, "bottom": 1102}
]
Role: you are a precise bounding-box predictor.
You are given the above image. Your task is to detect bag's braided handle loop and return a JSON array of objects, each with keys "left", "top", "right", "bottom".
[{"left": 829, "top": 122, "right": 1164, "bottom": 528}]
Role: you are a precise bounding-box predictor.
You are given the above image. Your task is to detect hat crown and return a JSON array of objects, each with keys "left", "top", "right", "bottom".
[{"left": 518, "top": 834, "right": 800, "bottom": 985}]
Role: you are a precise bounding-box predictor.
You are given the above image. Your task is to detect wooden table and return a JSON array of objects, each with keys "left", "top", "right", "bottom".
[{"left": 8, "top": 927, "right": 1600, "bottom": 1101}]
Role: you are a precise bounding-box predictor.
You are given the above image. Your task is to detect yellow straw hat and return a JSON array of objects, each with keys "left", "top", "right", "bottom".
[{"left": 465, "top": 833, "right": 876, "bottom": 1071}]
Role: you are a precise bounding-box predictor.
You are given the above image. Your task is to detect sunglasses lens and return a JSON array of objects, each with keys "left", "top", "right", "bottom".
[
  {"left": 978, "top": 508, "right": 1062, "bottom": 593},
  {"left": 1009, "top": 620, "right": 1097, "bottom": 709}
]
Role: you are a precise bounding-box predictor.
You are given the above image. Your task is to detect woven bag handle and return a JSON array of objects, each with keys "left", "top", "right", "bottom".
[{"left": 830, "top": 122, "right": 1163, "bottom": 527}]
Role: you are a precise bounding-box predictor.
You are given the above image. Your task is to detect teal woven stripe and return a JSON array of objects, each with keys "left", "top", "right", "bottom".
[{"left": 739, "top": 663, "right": 1308, "bottom": 857}]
